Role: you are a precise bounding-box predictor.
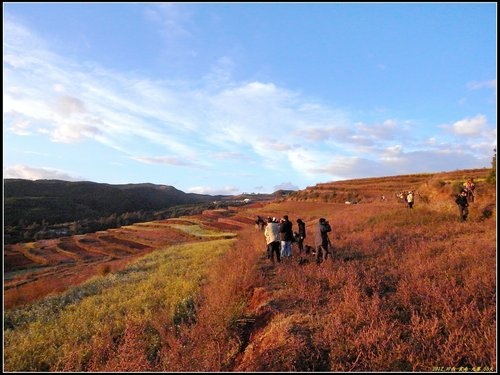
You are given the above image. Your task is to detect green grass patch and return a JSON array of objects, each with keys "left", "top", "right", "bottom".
[{"left": 167, "top": 223, "right": 237, "bottom": 239}]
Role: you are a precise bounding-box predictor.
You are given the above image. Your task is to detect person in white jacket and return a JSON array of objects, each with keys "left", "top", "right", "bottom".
[
  {"left": 264, "top": 217, "right": 281, "bottom": 263},
  {"left": 406, "top": 191, "right": 414, "bottom": 209}
]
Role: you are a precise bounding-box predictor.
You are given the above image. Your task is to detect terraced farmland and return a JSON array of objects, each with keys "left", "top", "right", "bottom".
[{"left": 4, "top": 209, "right": 246, "bottom": 310}]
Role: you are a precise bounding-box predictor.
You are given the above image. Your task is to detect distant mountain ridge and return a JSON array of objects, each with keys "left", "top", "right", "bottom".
[{"left": 3, "top": 179, "right": 225, "bottom": 227}]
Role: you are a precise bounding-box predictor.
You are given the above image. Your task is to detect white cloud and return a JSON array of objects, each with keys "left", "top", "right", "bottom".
[
  {"left": 450, "top": 114, "right": 488, "bottom": 136},
  {"left": 53, "top": 95, "right": 86, "bottom": 117},
  {"left": 187, "top": 185, "right": 239, "bottom": 195},
  {"left": 308, "top": 156, "right": 381, "bottom": 179},
  {"left": 380, "top": 145, "right": 403, "bottom": 161},
  {"left": 49, "top": 122, "right": 102, "bottom": 143},
  {"left": 4, "top": 165, "right": 81, "bottom": 181}
]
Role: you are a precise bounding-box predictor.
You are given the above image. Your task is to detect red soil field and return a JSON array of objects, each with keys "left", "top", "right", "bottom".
[{"left": 4, "top": 213, "right": 237, "bottom": 309}]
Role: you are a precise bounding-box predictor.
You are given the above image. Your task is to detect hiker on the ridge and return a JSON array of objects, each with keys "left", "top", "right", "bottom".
[
  {"left": 455, "top": 189, "right": 469, "bottom": 221},
  {"left": 279, "top": 215, "right": 294, "bottom": 259},
  {"left": 296, "top": 218, "right": 306, "bottom": 254},
  {"left": 314, "top": 218, "right": 332, "bottom": 264},
  {"left": 264, "top": 217, "right": 281, "bottom": 263}
]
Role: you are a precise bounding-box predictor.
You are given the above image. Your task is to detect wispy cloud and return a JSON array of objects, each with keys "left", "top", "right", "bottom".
[
  {"left": 3, "top": 15, "right": 496, "bottom": 191},
  {"left": 144, "top": 3, "right": 193, "bottom": 40},
  {"left": 131, "top": 156, "right": 197, "bottom": 167},
  {"left": 467, "top": 79, "right": 497, "bottom": 91}
]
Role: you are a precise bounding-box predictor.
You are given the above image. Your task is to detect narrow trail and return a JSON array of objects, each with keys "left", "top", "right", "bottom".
[
  {"left": 230, "top": 251, "right": 282, "bottom": 370},
  {"left": 227, "top": 224, "right": 332, "bottom": 372}
]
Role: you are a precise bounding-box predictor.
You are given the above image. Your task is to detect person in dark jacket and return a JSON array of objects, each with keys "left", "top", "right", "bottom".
[
  {"left": 314, "top": 218, "right": 332, "bottom": 264},
  {"left": 279, "top": 215, "right": 294, "bottom": 259},
  {"left": 296, "top": 218, "right": 306, "bottom": 254},
  {"left": 455, "top": 189, "right": 469, "bottom": 221}
]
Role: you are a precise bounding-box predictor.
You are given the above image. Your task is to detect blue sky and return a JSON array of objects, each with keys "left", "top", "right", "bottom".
[{"left": 3, "top": 3, "right": 497, "bottom": 195}]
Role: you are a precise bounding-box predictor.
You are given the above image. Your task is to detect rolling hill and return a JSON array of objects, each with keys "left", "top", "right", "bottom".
[{"left": 3, "top": 179, "right": 221, "bottom": 227}]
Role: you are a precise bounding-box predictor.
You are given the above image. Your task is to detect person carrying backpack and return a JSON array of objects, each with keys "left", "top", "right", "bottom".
[
  {"left": 314, "top": 218, "right": 332, "bottom": 264},
  {"left": 455, "top": 189, "right": 469, "bottom": 221},
  {"left": 279, "top": 215, "right": 294, "bottom": 259}
]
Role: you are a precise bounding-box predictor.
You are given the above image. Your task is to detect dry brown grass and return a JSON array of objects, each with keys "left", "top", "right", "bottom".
[
  {"left": 223, "top": 182, "right": 496, "bottom": 371},
  {"left": 156, "top": 226, "right": 265, "bottom": 371},
  {"left": 4, "top": 170, "right": 496, "bottom": 372}
]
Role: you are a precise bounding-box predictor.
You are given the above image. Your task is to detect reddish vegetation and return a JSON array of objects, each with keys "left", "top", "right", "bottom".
[
  {"left": 4, "top": 244, "right": 41, "bottom": 271},
  {"left": 58, "top": 239, "right": 104, "bottom": 261},
  {"left": 98, "top": 235, "right": 152, "bottom": 250},
  {"left": 4, "top": 169, "right": 496, "bottom": 371}
]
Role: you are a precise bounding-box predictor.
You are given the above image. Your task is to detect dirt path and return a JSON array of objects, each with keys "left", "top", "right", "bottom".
[{"left": 228, "top": 225, "right": 331, "bottom": 371}]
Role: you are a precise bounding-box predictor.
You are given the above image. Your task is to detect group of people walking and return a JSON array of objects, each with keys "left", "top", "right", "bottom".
[
  {"left": 262, "top": 215, "right": 332, "bottom": 265},
  {"left": 258, "top": 178, "right": 478, "bottom": 265}
]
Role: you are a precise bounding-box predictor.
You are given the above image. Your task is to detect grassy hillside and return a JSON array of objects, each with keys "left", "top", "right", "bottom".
[{"left": 3, "top": 169, "right": 496, "bottom": 371}]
